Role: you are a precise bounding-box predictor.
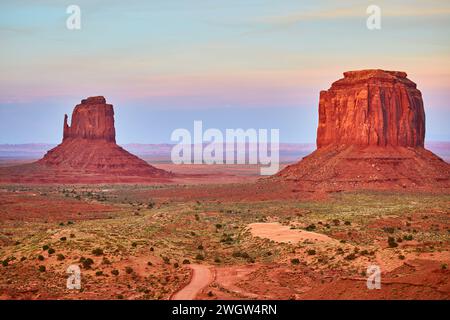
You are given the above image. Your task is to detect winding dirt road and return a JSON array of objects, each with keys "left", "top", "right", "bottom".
[{"left": 171, "top": 264, "right": 214, "bottom": 300}]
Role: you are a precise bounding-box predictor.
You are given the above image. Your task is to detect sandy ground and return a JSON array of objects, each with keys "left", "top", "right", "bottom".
[
  {"left": 248, "top": 222, "right": 337, "bottom": 244},
  {"left": 171, "top": 264, "right": 215, "bottom": 300}
]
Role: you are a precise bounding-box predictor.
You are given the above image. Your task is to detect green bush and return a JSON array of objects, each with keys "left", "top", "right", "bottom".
[
  {"left": 57, "top": 254, "right": 65, "bottom": 261},
  {"left": 306, "top": 249, "right": 316, "bottom": 256},
  {"left": 48, "top": 248, "right": 55, "bottom": 255},
  {"left": 111, "top": 269, "right": 119, "bottom": 276},
  {"left": 182, "top": 259, "right": 190, "bottom": 264},
  {"left": 291, "top": 258, "right": 300, "bottom": 265},
  {"left": 195, "top": 254, "right": 205, "bottom": 261},
  {"left": 38, "top": 255, "right": 45, "bottom": 261},
  {"left": 38, "top": 265, "right": 46, "bottom": 272}
]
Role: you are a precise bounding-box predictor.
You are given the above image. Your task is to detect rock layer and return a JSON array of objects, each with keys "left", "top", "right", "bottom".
[
  {"left": 276, "top": 70, "right": 450, "bottom": 191},
  {"left": 317, "top": 70, "right": 425, "bottom": 148}
]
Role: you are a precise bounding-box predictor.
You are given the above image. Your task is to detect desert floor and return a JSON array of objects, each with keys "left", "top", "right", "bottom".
[{"left": 0, "top": 161, "right": 449, "bottom": 300}]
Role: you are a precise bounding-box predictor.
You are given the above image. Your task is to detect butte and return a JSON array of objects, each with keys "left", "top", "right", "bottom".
[
  {"left": 0, "top": 96, "right": 172, "bottom": 183},
  {"left": 275, "top": 69, "right": 450, "bottom": 192}
]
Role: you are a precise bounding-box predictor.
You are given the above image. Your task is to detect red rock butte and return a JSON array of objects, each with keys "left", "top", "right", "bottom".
[
  {"left": 0, "top": 96, "right": 172, "bottom": 183},
  {"left": 276, "top": 69, "right": 450, "bottom": 191}
]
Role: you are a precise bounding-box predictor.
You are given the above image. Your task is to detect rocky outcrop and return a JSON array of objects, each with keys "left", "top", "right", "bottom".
[
  {"left": 317, "top": 70, "right": 425, "bottom": 148},
  {"left": 30, "top": 96, "right": 172, "bottom": 182},
  {"left": 276, "top": 70, "right": 450, "bottom": 191},
  {"left": 63, "top": 96, "right": 116, "bottom": 142}
]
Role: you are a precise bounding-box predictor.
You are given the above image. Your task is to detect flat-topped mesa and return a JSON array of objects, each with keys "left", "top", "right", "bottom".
[
  {"left": 63, "top": 96, "right": 116, "bottom": 143},
  {"left": 317, "top": 69, "right": 425, "bottom": 148}
]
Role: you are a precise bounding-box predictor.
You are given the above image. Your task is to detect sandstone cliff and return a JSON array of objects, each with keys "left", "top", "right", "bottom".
[{"left": 276, "top": 70, "right": 449, "bottom": 191}]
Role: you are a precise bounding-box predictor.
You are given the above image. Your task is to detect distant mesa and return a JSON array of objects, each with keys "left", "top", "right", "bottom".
[
  {"left": 276, "top": 69, "right": 450, "bottom": 191},
  {"left": 0, "top": 96, "right": 172, "bottom": 183}
]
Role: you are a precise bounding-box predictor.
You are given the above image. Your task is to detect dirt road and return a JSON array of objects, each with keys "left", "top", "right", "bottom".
[{"left": 171, "top": 264, "right": 214, "bottom": 300}]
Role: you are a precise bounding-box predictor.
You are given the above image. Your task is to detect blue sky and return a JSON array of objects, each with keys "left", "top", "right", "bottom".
[{"left": 0, "top": 0, "right": 449, "bottom": 143}]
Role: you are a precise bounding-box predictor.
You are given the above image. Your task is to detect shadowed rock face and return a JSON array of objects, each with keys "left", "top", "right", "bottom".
[
  {"left": 317, "top": 70, "right": 425, "bottom": 148},
  {"left": 276, "top": 70, "right": 449, "bottom": 191},
  {"left": 63, "top": 96, "right": 116, "bottom": 143}
]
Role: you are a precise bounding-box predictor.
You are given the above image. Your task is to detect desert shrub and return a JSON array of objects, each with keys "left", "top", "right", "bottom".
[
  {"left": 207, "top": 291, "right": 214, "bottom": 297},
  {"left": 182, "top": 259, "right": 190, "bottom": 264},
  {"left": 442, "top": 264, "right": 448, "bottom": 270},
  {"left": 131, "top": 242, "right": 138, "bottom": 248},
  {"left": 214, "top": 257, "right": 221, "bottom": 263},
  {"left": 215, "top": 224, "right": 222, "bottom": 229},
  {"left": 403, "top": 234, "right": 413, "bottom": 241},
  {"left": 60, "top": 237, "right": 67, "bottom": 241},
  {"left": 95, "top": 271, "right": 103, "bottom": 276},
  {"left": 70, "top": 234, "right": 76, "bottom": 238},
  {"left": 147, "top": 201, "right": 155, "bottom": 209},
  {"left": 38, "top": 265, "right": 46, "bottom": 272},
  {"left": 162, "top": 256, "right": 170, "bottom": 264},
  {"left": 195, "top": 254, "right": 205, "bottom": 261},
  {"left": 398, "top": 255, "right": 405, "bottom": 260},
  {"left": 388, "top": 237, "right": 398, "bottom": 248},
  {"left": 117, "top": 294, "right": 124, "bottom": 299},
  {"left": 20, "top": 257, "right": 27, "bottom": 261},
  {"left": 42, "top": 245, "right": 49, "bottom": 251},
  {"left": 360, "top": 250, "right": 369, "bottom": 255},
  {"left": 150, "top": 247, "right": 154, "bottom": 251},
  {"left": 48, "top": 248, "right": 55, "bottom": 254},
  {"left": 174, "top": 263, "right": 179, "bottom": 268},
  {"left": 125, "top": 266, "right": 133, "bottom": 274},
  {"left": 383, "top": 227, "right": 395, "bottom": 234},
  {"left": 67, "top": 221, "right": 74, "bottom": 225},
  {"left": 81, "top": 257, "right": 94, "bottom": 269},
  {"left": 102, "top": 257, "right": 111, "bottom": 265},
  {"left": 306, "top": 249, "right": 316, "bottom": 256},
  {"left": 332, "top": 219, "right": 340, "bottom": 226},
  {"left": 291, "top": 258, "right": 300, "bottom": 265},
  {"left": 345, "top": 253, "right": 357, "bottom": 260},
  {"left": 195, "top": 214, "right": 200, "bottom": 221},
  {"left": 111, "top": 269, "right": 119, "bottom": 276},
  {"left": 197, "top": 244, "right": 204, "bottom": 250},
  {"left": 57, "top": 254, "right": 65, "bottom": 261},
  {"left": 221, "top": 234, "right": 233, "bottom": 244},
  {"left": 147, "top": 261, "right": 153, "bottom": 266},
  {"left": 344, "top": 221, "right": 351, "bottom": 226},
  {"left": 232, "top": 251, "right": 250, "bottom": 259},
  {"left": 1, "top": 260, "right": 8, "bottom": 267},
  {"left": 305, "top": 224, "right": 316, "bottom": 231},
  {"left": 38, "top": 255, "right": 45, "bottom": 261},
  {"left": 92, "top": 248, "right": 104, "bottom": 256}
]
